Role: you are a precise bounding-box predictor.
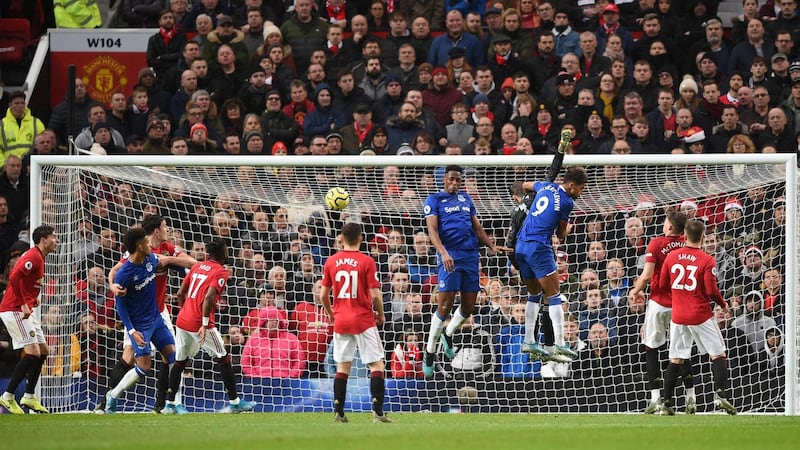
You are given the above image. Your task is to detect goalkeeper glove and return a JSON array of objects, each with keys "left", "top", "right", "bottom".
[{"left": 557, "top": 129, "right": 572, "bottom": 154}]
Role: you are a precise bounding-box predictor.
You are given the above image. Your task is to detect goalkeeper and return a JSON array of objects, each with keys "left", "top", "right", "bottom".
[{"left": 513, "top": 128, "right": 587, "bottom": 362}]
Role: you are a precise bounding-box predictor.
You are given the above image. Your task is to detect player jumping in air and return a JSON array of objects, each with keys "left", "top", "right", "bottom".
[
  {"left": 422, "top": 165, "right": 511, "bottom": 377},
  {"left": 320, "top": 222, "right": 392, "bottom": 423},
  {"left": 628, "top": 211, "right": 697, "bottom": 414},
  {"left": 105, "top": 227, "right": 177, "bottom": 414},
  {"left": 658, "top": 219, "right": 736, "bottom": 416},
  {"left": 0, "top": 225, "right": 59, "bottom": 414},
  {"left": 515, "top": 129, "right": 587, "bottom": 362},
  {"left": 96, "top": 214, "right": 196, "bottom": 413},
  {"left": 165, "top": 239, "right": 256, "bottom": 414}
]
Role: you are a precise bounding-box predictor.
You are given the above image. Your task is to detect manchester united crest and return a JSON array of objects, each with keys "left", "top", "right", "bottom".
[{"left": 82, "top": 56, "right": 128, "bottom": 103}]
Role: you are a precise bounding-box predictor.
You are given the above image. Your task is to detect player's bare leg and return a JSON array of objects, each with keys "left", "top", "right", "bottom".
[
  {"left": 442, "top": 292, "right": 478, "bottom": 360},
  {"left": 423, "top": 291, "right": 457, "bottom": 377},
  {"left": 367, "top": 360, "right": 392, "bottom": 423}
]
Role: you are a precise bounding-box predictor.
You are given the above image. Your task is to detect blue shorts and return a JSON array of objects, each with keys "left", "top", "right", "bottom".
[
  {"left": 133, "top": 321, "right": 176, "bottom": 358},
  {"left": 515, "top": 240, "right": 557, "bottom": 281},
  {"left": 437, "top": 252, "right": 480, "bottom": 293}
]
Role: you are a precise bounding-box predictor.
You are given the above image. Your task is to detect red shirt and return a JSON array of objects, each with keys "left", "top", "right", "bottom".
[
  {"left": 121, "top": 241, "right": 182, "bottom": 312},
  {"left": 290, "top": 301, "right": 333, "bottom": 363},
  {"left": 0, "top": 247, "right": 44, "bottom": 312},
  {"left": 644, "top": 235, "right": 685, "bottom": 307},
  {"left": 321, "top": 250, "right": 381, "bottom": 334},
  {"left": 176, "top": 260, "right": 228, "bottom": 332},
  {"left": 659, "top": 246, "right": 726, "bottom": 325}
]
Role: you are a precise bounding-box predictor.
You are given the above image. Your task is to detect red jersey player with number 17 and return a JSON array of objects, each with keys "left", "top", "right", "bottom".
[
  {"left": 658, "top": 219, "right": 736, "bottom": 416},
  {"left": 320, "top": 222, "right": 392, "bottom": 424},
  {"left": 0, "top": 225, "right": 58, "bottom": 414},
  {"left": 164, "top": 239, "right": 255, "bottom": 414}
]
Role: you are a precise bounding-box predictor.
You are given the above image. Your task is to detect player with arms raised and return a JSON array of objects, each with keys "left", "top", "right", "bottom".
[
  {"left": 658, "top": 219, "right": 736, "bottom": 415},
  {"left": 320, "top": 222, "right": 391, "bottom": 423},
  {"left": 516, "top": 130, "right": 586, "bottom": 362},
  {"left": 422, "top": 165, "right": 511, "bottom": 377},
  {"left": 105, "top": 227, "right": 178, "bottom": 414},
  {"left": 0, "top": 225, "right": 58, "bottom": 414},
  {"left": 164, "top": 239, "right": 255, "bottom": 414},
  {"left": 96, "top": 214, "right": 196, "bottom": 413},
  {"left": 628, "top": 211, "right": 695, "bottom": 414}
]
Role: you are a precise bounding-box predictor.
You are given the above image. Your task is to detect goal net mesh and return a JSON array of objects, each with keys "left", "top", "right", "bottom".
[{"left": 33, "top": 156, "right": 792, "bottom": 414}]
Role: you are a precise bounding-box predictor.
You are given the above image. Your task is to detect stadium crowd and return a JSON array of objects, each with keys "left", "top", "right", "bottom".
[{"left": 0, "top": 0, "right": 789, "bottom": 408}]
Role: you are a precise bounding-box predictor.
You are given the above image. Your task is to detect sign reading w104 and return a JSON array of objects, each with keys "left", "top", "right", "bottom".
[{"left": 49, "top": 29, "right": 155, "bottom": 52}]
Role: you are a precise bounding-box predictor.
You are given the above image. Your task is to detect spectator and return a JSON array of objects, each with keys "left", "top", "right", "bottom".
[
  {"left": 0, "top": 155, "right": 29, "bottom": 222},
  {"left": 496, "top": 301, "right": 538, "bottom": 379},
  {"left": 289, "top": 280, "right": 333, "bottom": 378},
  {"left": 398, "top": 0, "right": 444, "bottom": 31},
  {"left": 280, "top": 0, "right": 329, "bottom": 76},
  {"left": 732, "top": 290, "right": 777, "bottom": 355},
  {"left": 74, "top": 104, "right": 127, "bottom": 151},
  {"left": 729, "top": 18, "right": 773, "bottom": 75},
  {"left": 577, "top": 287, "right": 617, "bottom": 343},
  {"left": 448, "top": 316, "right": 496, "bottom": 380},
  {"left": 390, "top": 329, "right": 425, "bottom": 378},
  {"left": 0, "top": 92, "right": 45, "bottom": 167},
  {"left": 119, "top": 0, "right": 165, "bottom": 28},
  {"left": 146, "top": 9, "right": 187, "bottom": 78},
  {"left": 76, "top": 312, "right": 116, "bottom": 380},
  {"left": 241, "top": 306, "right": 305, "bottom": 378},
  {"left": 428, "top": 10, "right": 484, "bottom": 67},
  {"left": 576, "top": 321, "right": 619, "bottom": 379}
]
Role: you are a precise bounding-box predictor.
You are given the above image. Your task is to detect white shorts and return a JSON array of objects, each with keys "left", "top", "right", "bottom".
[
  {"left": 642, "top": 300, "right": 672, "bottom": 349},
  {"left": 0, "top": 309, "right": 45, "bottom": 349},
  {"left": 123, "top": 307, "right": 174, "bottom": 348},
  {"left": 175, "top": 326, "right": 227, "bottom": 360},
  {"left": 333, "top": 326, "right": 384, "bottom": 365},
  {"left": 669, "top": 318, "right": 726, "bottom": 360}
]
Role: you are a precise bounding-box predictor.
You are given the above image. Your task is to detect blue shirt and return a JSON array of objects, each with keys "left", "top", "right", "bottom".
[
  {"left": 518, "top": 181, "right": 575, "bottom": 246},
  {"left": 114, "top": 253, "right": 160, "bottom": 333},
  {"left": 424, "top": 190, "right": 478, "bottom": 254}
]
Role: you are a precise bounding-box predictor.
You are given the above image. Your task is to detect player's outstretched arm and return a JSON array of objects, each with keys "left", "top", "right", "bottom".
[
  {"left": 546, "top": 128, "right": 572, "bottom": 182},
  {"left": 472, "top": 216, "right": 511, "bottom": 253}
]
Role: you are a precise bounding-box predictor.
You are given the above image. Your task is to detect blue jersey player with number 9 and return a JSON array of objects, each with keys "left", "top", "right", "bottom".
[{"left": 516, "top": 130, "right": 588, "bottom": 363}]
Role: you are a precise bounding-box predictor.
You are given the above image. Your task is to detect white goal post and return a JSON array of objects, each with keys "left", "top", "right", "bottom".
[{"left": 29, "top": 153, "right": 797, "bottom": 415}]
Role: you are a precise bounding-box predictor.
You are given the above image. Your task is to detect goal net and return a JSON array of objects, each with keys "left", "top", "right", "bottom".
[{"left": 29, "top": 154, "right": 797, "bottom": 414}]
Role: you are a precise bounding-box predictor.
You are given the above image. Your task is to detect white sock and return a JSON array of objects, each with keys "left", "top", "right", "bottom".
[
  {"left": 547, "top": 294, "right": 565, "bottom": 346},
  {"left": 686, "top": 387, "right": 696, "bottom": 401},
  {"left": 650, "top": 389, "right": 660, "bottom": 402},
  {"left": 524, "top": 293, "right": 542, "bottom": 343},
  {"left": 109, "top": 366, "right": 143, "bottom": 399},
  {"left": 230, "top": 397, "right": 240, "bottom": 405},
  {"left": 445, "top": 307, "right": 467, "bottom": 337},
  {"left": 23, "top": 393, "right": 34, "bottom": 399},
  {"left": 2, "top": 392, "right": 12, "bottom": 401},
  {"left": 426, "top": 311, "right": 446, "bottom": 354}
]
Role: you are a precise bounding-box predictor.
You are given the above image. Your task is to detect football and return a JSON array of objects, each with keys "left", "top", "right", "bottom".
[{"left": 325, "top": 187, "right": 351, "bottom": 210}]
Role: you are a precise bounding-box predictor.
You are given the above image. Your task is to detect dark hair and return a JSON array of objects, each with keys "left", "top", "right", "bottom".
[
  {"left": 142, "top": 214, "right": 165, "bottom": 234},
  {"left": 684, "top": 219, "right": 705, "bottom": 242},
  {"left": 563, "top": 166, "right": 587, "bottom": 185},
  {"left": 123, "top": 227, "right": 148, "bottom": 253},
  {"left": 445, "top": 164, "right": 463, "bottom": 174},
  {"left": 341, "top": 222, "right": 363, "bottom": 246},
  {"left": 509, "top": 180, "right": 525, "bottom": 197},
  {"left": 32, "top": 225, "right": 55, "bottom": 244},
  {"left": 666, "top": 211, "right": 688, "bottom": 234},
  {"left": 206, "top": 238, "right": 228, "bottom": 264}
]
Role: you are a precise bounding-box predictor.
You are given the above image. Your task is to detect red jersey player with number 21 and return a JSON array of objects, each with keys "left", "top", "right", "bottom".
[{"left": 320, "top": 222, "right": 392, "bottom": 424}]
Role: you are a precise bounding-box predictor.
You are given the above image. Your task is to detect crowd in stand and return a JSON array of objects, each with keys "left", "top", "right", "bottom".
[{"left": 0, "top": 0, "right": 789, "bottom": 397}]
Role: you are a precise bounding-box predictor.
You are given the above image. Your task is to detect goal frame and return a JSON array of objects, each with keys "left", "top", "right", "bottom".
[{"left": 30, "top": 153, "right": 798, "bottom": 415}]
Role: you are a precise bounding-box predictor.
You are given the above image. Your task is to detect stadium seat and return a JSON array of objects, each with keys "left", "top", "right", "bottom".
[{"left": 0, "top": 18, "right": 33, "bottom": 66}]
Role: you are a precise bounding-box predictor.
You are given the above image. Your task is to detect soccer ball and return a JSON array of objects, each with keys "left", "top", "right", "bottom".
[
  {"left": 456, "top": 386, "right": 479, "bottom": 404},
  {"left": 325, "top": 187, "right": 351, "bottom": 210}
]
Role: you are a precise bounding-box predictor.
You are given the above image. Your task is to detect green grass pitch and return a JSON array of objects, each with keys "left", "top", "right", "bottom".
[{"left": 1, "top": 413, "right": 799, "bottom": 450}]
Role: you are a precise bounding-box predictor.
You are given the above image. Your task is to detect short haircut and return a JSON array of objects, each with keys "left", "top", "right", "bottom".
[
  {"left": 563, "top": 166, "right": 588, "bottom": 185},
  {"left": 33, "top": 225, "right": 55, "bottom": 244},
  {"left": 509, "top": 180, "right": 525, "bottom": 197},
  {"left": 341, "top": 222, "right": 363, "bottom": 246},
  {"left": 445, "top": 164, "right": 463, "bottom": 174},
  {"left": 206, "top": 238, "right": 228, "bottom": 263},
  {"left": 170, "top": 137, "right": 188, "bottom": 147},
  {"left": 123, "top": 227, "right": 148, "bottom": 253},
  {"left": 666, "top": 211, "right": 688, "bottom": 234},
  {"left": 142, "top": 214, "right": 165, "bottom": 234},
  {"left": 132, "top": 85, "right": 148, "bottom": 95},
  {"left": 684, "top": 219, "right": 705, "bottom": 242}
]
